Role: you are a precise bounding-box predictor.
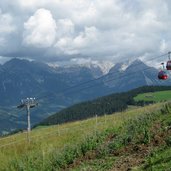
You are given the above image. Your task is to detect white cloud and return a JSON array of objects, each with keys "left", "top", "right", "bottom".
[
  {"left": 0, "top": 11, "right": 15, "bottom": 33},
  {"left": 71, "top": 1, "right": 97, "bottom": 26},
  {"left": 55, "top": 26, "right": 99, "bottom": 55},
  {"left": 160, "top": 40, "right": 168, "bottom": 53},
  {"left": 0, "top": 10, "right": 16, "bottom": 50},
  {"left": 55, "top": 37, "right": 75, "bottom": 55},
  {"left": 17, "top": 0, "right": 48, "bottom": 9},
  {"left": 0, "top": 0, "right": 171, "bottom": 63},
  {"left": 23, "top": 8, "right": 57, "bottom": 48},
  {"left": 56, "top": 19, "right": 74, "bottom": 38},
  {"left": 73, "top": 26, "right": 99, "bottom": 48}
]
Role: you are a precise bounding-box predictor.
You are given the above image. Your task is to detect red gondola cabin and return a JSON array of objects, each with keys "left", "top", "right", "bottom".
[
  {"left": 166, "top": 61, "right": 171, "bottom": 70},
  {"left": 158, "top": 70, "right": 168, "bottom": 80},
  {"left": 166, "top": 52, "right": 171, "bottom": 70}
]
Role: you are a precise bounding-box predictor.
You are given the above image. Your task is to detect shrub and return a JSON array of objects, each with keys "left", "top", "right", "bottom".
[{"left": 165, "top": 136, "right": 171, "bottom": 146}]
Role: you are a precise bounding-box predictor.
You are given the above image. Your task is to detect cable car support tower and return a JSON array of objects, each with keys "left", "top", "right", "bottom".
[{"left": 17, "top": 98, "right": 38, "bottom": 142}]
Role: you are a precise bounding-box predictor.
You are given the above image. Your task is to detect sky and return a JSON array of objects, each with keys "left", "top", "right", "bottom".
[{"left": 0, "top": 0, "right": 171, "bottom": 65}]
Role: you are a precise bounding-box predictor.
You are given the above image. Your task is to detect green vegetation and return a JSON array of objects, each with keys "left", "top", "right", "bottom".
[
  {"left": 134, "top": 90, "right": 171, "bottom": 102},
  {"left": 39, "top": 86, "right": 171, "bottom": 126},
  {"left": 72, "top": 102, "right": 171, "bottom": 171},
  {"left": 0, "top": 102, "right": 170, "bottom": 170},
  {"left": 1, "top": 87, "right": 171, "bottom": 170}
]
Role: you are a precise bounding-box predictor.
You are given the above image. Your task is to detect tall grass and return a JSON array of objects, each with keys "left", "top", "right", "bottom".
[
  {"left": 72, "top": 102, "right": 171, "bottom": 171},
  {"left": 0, "top": 103, "right": 164, "bottom": 170}
]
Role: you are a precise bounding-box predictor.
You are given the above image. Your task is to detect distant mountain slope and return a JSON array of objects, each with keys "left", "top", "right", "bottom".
[
  {"left": 0, "top": 58, "right": 108, "bottom": 134},
  {"left": 104, "top": 59, "right": 170, "bottom": 91},
  {"left": 0, "top": 58, "right": 104, "bottom": 106},
  {"left": 1, "top": 58, "right": 169, "bottom": 108},
  {"left": 39, "top": 86, "right": 171, "bottom": 126},
  {"left": 0, "top": 58, "right": 171, "bottom": 134}
]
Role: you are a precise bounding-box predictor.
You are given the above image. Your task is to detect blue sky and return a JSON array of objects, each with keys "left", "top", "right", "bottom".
[{"left": 0, "top": 0, "right": 170, "bottom": 65}]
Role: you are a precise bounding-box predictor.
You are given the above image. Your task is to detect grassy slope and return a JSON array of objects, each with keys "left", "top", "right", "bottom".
[
  {"left": 0, "top": 103, "right": 164, "bottom": 171},
  {"left": 135, "top": 109, "right": 171, "bottom": 171},
  {"left": 72, "top": 102, "right": 171, "bottom": 171},
  {"left": 134, "top": 90, "right": 171, "bottom": 102}
]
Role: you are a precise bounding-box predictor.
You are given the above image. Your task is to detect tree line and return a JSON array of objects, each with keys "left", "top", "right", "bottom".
[{"left": 39, "top": 86, "right": 171, "bottom": 126}]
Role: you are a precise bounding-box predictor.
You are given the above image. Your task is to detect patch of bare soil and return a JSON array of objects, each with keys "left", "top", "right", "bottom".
[
  {"left": 66, "top": 121, "right": 171, "bottom": 171},
  {"left": 111, "top": 122, "right": 169, "bottom": 171},
  {"left": 110, "top": 144, "right": 150, "bottom": 171}
]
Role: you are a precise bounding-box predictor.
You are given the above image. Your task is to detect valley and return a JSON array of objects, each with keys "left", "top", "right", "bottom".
[{"left": 0, "top": 58, "right": 171, "bottom": 134}]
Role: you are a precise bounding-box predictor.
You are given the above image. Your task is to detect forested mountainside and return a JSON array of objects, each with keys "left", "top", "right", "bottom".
[{"left": 40, "top": 86, "right": 171, "bottom": 126}]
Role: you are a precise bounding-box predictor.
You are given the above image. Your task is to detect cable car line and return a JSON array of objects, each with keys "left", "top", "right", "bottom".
[
  {"left": 61, "top": 63, "right": 163, "bottom": 97},
  {"left": 36, "top": 63, "right": 164, "bottom": 103},
  {"left": 35, "top": 52, "right": 168, "bottom": 101},
  {"left": 0, "top": 53, "right": 169, "bottom": 128},
  {"left": 0, "top": 52, "right": 170, "bottom": 144}
]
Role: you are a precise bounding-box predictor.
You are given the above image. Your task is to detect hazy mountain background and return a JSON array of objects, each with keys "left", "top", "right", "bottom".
[{"left": 0, "top": 58, "right": 171, "bottom": 134}]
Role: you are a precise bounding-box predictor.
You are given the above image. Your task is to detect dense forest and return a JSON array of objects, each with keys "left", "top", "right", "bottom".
[{"left": 39, "top": 86, "right": 171, "bottom": 126}]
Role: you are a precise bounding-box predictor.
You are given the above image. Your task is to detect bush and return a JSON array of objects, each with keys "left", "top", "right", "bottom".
[{"left": 165, "top": 136, "right": 171, "bottom": 146}]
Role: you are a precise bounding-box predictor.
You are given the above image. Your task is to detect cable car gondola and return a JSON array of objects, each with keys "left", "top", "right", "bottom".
[
  {"left": 158, "top": 62, "right": 168, "bottom": 80},
  {"left": 166, "top": 52, "right": 171, "bottom": 70},
  {"left": 158, "top": 70, "right": 168, "bottom": 80}
]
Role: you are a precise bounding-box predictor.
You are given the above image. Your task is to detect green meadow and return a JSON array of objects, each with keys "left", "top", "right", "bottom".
[
  {"left": 134, "top": 90, "right": 171, "bottom": 102},
  {"left": 1, "top": 102, "right": 171, "bottom": 170}
]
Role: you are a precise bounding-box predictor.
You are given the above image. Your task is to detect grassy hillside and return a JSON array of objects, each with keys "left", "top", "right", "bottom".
[
  {"left": 39, "top": 86, "right": 171, "bottom": 126},
  {"left": 134, "top": 90, "right": 171, "bottom": 102},
  {"left": 0, "top": 102, "right": 171, "bottom": 170}
]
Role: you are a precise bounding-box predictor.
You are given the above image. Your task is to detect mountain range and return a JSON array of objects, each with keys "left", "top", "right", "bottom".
[{"left": 0, "top": 58, "right": 171, "bottom": 134}]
